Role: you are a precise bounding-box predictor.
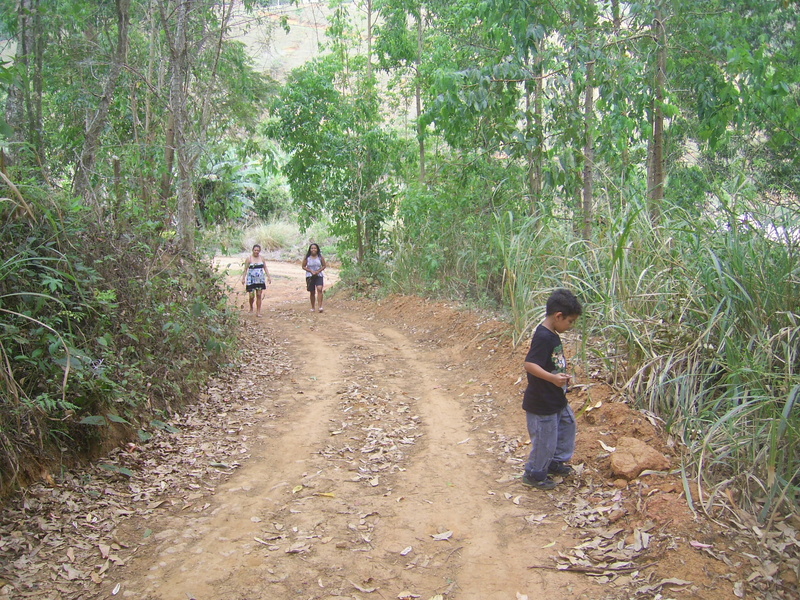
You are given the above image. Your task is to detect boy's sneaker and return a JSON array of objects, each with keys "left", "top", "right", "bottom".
[
  {"left": 548, "top": 461, "right": 574, "bottom": 476},
  {"left": 521, "top": 474, "right": 557, "bottom": 490}
]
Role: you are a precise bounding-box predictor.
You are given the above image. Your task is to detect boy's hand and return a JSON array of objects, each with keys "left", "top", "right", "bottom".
[{"left": 552, "top": 373, "right": 571, "bottom": 387}]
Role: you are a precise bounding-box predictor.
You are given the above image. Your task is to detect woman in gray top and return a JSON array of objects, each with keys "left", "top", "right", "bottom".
[{"left": 302, "top": 243, "right": 326, "bottom": 312}]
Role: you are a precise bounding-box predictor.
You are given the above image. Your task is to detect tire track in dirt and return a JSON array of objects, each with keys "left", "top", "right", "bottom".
[
  {"left": 367, "top": 326, "right": 597, "bottom": 600},
  {"left": 115, "top": 309, "right": 352, "bottom": 599}
]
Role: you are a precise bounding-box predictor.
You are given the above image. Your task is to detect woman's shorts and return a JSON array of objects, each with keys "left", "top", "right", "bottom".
[
  {"left": 306, "top": 275, "right": 323, "bottom": 292},
  {"left": 246, "top": 283, "right": 266, "bottom": 292}
]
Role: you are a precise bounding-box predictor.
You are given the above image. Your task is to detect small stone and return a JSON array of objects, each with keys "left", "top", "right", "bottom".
[{"left": 609, "top": 509, "right": 626, "bottom": 523}]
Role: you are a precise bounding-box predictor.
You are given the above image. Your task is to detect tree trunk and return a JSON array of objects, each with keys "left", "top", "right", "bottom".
[
  {"left": 160, "top": 0, "right": 195, "bottom": 252},
  {"left": 173, "top": 1, "right": 195, "bottom": 253},
  {"left": 528, "top": 44, "right": 544, "bottom": 215},
  {"left": 30, "top": 0, "right": 44, "bottom": 175},
  {"left": 5, "top": 0, "right": 45, "bottom": 176},
  {"left": 416, "top": 10, "right": 425, "bottom": 183},
  {"left": 73, "top": 0, "right": 131, "bottom": 207},
  {"left": 141, "top": 0, "right": 160, "bottom": 213},
  {"left": 4, "top": 0, "right": 28, "bottom": 164},
  {"left": 366, "top": 0, "right": 373, "bottom": 81},
  {"left": 647, "top": 4, "right": 666, "bottom": 223},
  {"left": 611, "top": 0, "right": 622, "bottom": 32},
  {"left": 160, "top": 111, "right": 176, "bottom": 203},
  {"left": 582, "top": 58, "right": 595, "bottom": 239},
  {"left": 199, "top": 0, "right": 235, "bottom": 131}
]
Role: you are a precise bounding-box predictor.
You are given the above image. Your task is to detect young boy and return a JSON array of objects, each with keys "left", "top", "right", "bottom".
[{"left": 521, "top": 288, "right": 583, "bottom": 490}]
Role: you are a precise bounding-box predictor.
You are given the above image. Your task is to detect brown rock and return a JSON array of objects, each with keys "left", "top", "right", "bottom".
[
  {"left": 610, "top": 437, "right": 671, "bottom": 480},
  {"left": 609, "top": 509, "right": 627, "bottom": 522}
]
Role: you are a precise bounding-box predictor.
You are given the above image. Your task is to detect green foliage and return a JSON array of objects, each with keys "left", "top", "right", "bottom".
[
  {"left": 196, "top": 141, "right": 288, "bottom": 225},
  {"left": 1, "top": 0, "right": 278, "bottom": 240},
  {"left": 269, "top": 54, "right": 404, "bottom": 262},
  {"left": 373, "top": 0, "right": 419, "bottom": 69},
  {"left": 251, "top": 178, "right": 292, "bottom": 221},
  {"left": 391, "top": 151, "right": 528, "bottom": 304},
  {"left": 0, "top": 190, "right": 237, "bottom": 494},
  {"left": 241, "top": 219, "right": 303, "bottom": 253}
]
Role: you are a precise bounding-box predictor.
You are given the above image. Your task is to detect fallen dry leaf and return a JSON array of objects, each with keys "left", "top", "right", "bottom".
[
  {"left": 599, "top": 440, "right": 616, "bottom": 452},
  {"left": 350, "top": 580, "right": 377, "bottom": 593},
  {"left": 99, "top": 543, "right": 111, "bottom": 559},
  {"left": 285, "top": 542, "right": 310, "bottom": 554}
]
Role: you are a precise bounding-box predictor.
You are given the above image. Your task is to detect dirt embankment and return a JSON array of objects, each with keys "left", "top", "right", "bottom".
[{"left": 0, "top": 257, "right": 797, "bottom": 600}]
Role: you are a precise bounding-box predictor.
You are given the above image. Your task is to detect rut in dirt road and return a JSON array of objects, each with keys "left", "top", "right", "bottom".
[{"left": 109, "top": 277, "right": 608, "bottom": 600}]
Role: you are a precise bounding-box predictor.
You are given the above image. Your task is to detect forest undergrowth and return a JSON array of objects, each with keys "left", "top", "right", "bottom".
[{"left": 0, "top": 192, "right": 237, "bottom": 498}]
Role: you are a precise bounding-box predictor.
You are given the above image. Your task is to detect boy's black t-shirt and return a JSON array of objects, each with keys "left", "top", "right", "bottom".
[{"left": 522, "top": 324, "right": 568, "bottom": 415}]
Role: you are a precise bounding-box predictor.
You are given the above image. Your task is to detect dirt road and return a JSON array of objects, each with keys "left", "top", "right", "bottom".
[
  {"left": 2, "top": 258, "right": 786, "bottom": 600},
  {"left": 108, "top": 258, "right": 611, "bottom": 599}
]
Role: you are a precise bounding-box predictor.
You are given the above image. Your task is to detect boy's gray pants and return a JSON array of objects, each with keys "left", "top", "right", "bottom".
[{"left": 524, "top": 404, "right": 576, "bottom": 481}]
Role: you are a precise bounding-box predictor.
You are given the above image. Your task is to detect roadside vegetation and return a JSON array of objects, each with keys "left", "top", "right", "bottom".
[
  {"left": 0, "top": 190, "right": 237, "bottom": 493},
  {"left": 1, "top": 0, "right": 797, "bottom": 537}
]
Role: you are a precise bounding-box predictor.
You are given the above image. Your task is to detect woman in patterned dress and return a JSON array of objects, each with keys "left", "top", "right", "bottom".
[{"left": 241, "top": 244, "right": 271, "bottom": 316}]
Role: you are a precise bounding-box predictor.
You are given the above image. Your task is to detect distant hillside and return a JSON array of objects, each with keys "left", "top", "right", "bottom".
[{"left": 238, "top": 1, "right": 331, "bottom": 80}]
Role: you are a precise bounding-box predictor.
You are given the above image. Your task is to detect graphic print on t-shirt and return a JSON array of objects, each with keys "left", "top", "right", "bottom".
[{"left": 551, "top": 343, "right": 567, "bottom": 391}]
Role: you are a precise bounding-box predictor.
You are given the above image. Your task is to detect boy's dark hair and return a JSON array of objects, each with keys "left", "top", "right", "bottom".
[{"left": 545, "top": 288, "right": 583, "bottom": 317}]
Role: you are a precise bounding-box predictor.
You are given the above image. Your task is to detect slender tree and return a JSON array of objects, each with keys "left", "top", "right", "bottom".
[
  {"left": 373, "top": 0, "right": 428, "bottom": 182},
  {"left": 4, "top": 0, "right": 44, "bottom": 178},
  {"left": 73, "top": 0, "right": 131, "bottom": 207},
  {"left": 582, "top": 49, "right": 595, "bottom": 239},
  {"left": 647, "top": 2, "right": 667, "bottom": 223}
]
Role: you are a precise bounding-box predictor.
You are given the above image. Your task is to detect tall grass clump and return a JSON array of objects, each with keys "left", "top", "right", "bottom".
[
  {"left": 625, "top": 199, "right": 800, "bottom": 522},
  {"left": 237, "top": 218, "right": 339, "bottom": 261},
  {"left": 242, "top": 219, "right": 302, "bottom": 252}
]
